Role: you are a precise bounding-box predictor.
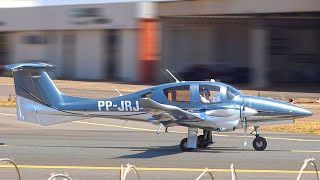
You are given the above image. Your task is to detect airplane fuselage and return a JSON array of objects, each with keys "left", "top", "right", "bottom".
[
  {"left": 5, "top": 63, "right": 313, "bottom": 151},
  {"left": 42, "top": 81, "right": 312, "bottom": 131}
]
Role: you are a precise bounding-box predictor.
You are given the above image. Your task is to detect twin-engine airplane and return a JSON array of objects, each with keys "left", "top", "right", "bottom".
[{"left": 3, "top": 63, "right": 313, "bottom": 151}]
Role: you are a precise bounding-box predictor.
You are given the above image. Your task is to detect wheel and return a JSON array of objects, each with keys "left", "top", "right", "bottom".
[
  {"left": 197, "top": 135, "right": 209, "bottom": 148},
  {"left": 180, "top": 138, "right": 195, "bottom": 152},
  {"left": 253, "top": 137, "right": 267, "bottom": 151}
]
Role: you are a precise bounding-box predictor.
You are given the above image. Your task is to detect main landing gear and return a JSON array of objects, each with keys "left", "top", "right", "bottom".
[
  {"left": 179, "top": 127, "right": 268, "bottom": 152},
  {"left": 252, "top": 126, "right": 267, "bottom": 151},
  {"left": 180, "top": 128, "right": 213, "bottom": 152}
]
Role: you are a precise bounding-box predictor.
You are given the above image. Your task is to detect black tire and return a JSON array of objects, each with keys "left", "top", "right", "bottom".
[
  {"left": 253, "top": 137, "right": 267, "bottom": 151},
  {"left": 180, "top": 138, "right": 194, "bottom": 152},
  {"left": 197, "top": 135, "right": 208, "bottom": 148}
]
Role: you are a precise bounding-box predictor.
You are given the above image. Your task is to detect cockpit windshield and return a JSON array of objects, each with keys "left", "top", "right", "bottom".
[{"left": 226, "top": 86, "right": 241, "bottom": 100}]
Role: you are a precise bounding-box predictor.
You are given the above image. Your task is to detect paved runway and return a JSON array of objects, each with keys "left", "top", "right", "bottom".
[
  {"left": 0, "top": 107, "right": 319, "bottom": 179},
  {"left": 0, "top": 79, "right": 320, "bottom": 179}
]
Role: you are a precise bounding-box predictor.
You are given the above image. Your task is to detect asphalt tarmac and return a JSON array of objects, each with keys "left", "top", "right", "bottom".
[
  {"left": 0, "top": 80, "right": 320, "bottom": 179},
  {"left": 0, "top": 106, "right": 319, "bottom": 179}
]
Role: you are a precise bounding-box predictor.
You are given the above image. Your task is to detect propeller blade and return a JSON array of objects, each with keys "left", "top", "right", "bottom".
[
  {"left": 243, "top": 117, "right": 247, "bottom": 146},
  {"left": 240, "top": 104, "right": 248, "bottom": 147}
]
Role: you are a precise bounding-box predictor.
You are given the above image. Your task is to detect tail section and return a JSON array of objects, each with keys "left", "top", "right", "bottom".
[
  {"left": 5, "top": 63, "right": 86, "bottom": 125},
  {"left": 9, "top": 63, "right": 62, "bottom": 107}
]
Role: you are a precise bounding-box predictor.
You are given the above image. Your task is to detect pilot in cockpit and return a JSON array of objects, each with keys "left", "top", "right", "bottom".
[
  {"left": 200, "top": 87, "right": 211, "bottom": 103},
  {"left": 200, "top": 86, "right": 221, "bottom": 103}
]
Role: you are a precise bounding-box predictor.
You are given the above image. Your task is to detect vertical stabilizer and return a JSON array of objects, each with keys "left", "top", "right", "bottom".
[
  {"left": 13, "top": 67, "right": 62, "bottom": 107},
  {"left": 4, "top": 63, "right": 83, "bottom": 125}
]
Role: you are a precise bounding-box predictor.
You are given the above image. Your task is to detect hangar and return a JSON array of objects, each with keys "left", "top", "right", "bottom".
[
  {"left": 0, "top": 2, "right": 157, "bottom": 81},
  {"left": 0, "top": 0, "right": 319, "bottom": 88},
  {"left": 158, "top": 0, "right": 320, "bottom": 87}
]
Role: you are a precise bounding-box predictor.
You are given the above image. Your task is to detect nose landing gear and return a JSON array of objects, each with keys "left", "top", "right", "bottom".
[{"left": 251, "top": 126, "right": 267, "bottom": 151}]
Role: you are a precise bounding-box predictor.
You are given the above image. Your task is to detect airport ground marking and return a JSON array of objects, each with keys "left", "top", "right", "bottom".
[
  {"left": 0, "top": 113, "right": 16, "bottom": 117},
  {"left": 291, "top": 150, "right": 320, "bottom": 153},
  {"left": 73, "top": 121, "right": 185, "bottom": 134},
  {"left": 0, "top": 164, "right": 318, "bottom": 174},
  {"left": 0, "top": 83, "right": 14, "bottom": 86},
  {"left": 74, "top": 121, "right": 320, "bottom": 142},
  {"left": 1, "top": 112, "right": 320, "bottom": 142},
  {"left": 265, "top": 136, "right": 320, "bottom": 142}
]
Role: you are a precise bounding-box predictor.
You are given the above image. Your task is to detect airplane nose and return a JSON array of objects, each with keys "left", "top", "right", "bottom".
[
  {"left": 294, "top": 107, "right": 313, "bottom": 117},
  {"left": 241, "top": 107, "right": 258, "bottom": 118}
]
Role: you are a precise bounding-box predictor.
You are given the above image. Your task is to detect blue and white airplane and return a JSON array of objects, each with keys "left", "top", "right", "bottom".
[{"left": 3, "top": 63, "right": 313, "bottom": 151}]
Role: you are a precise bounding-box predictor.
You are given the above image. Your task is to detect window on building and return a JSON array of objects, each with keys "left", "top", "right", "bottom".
[
  {"left": 163, "top": 85, "right": 190, "bottom": 102},
  {"left": 22, "top": 35, "right": 47, "bottom": 44}
]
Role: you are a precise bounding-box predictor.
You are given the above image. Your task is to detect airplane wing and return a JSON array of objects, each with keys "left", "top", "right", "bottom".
[{"left": 139, "top": 98, "right": 204, "bottom": 124}]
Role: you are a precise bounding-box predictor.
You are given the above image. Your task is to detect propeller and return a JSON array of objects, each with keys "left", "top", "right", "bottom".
[
  {"left": 241, "top": 105, "right": 248, "bottom": 146},
  {"left": 240, "top": 97, "right": 258, "bottom": 146}
]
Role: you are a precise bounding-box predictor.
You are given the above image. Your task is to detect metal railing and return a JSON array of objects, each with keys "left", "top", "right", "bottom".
[
  {"left": 0, "top": 157, "right": 318, "bottom": 179},
  {"left": 48, "top": 173, "right": 72, "bottom": 180},
  {"left": 0, "top": 158, "right": 21, "bottom": 180},
  {"left": 120, "top": 164, "right": 141, "bottom": 180},
  {"left": 297, "top": 158, "right": 319, "bottom": 180}
]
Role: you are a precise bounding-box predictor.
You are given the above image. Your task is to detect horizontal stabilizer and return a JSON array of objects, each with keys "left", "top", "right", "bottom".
[
  {"left": 16, "top": 95, "right": 88, "bottom": 126},
  {"left": 3, "top": 63, "right": 54, "bottom": 70}
]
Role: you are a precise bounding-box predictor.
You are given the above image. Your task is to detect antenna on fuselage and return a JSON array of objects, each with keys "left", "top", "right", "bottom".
[
  {"left": 112, "top": 85, "right": 123, "bottom": 96},
  {"left": 165, "top": 69, "right": 180, "bottom": 83}
]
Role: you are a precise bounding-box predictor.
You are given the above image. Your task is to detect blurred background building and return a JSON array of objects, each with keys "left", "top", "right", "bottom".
[
  {"left": 0, "top": 0, "right": 39, "bottom": 8},
  {"left": 0, "top": 0, "right": 319, "bottom": 88}
]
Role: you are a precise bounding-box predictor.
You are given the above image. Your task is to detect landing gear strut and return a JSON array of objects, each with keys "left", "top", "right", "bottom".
[
  {"left": 197, "top": 129, "right": 213, "bottom": 148},
  {"left": 180, "top": 128, "right": 213, "bottom": 151},
  {"left": 252, "top": 126, "right": 267, "bottom": 151}
]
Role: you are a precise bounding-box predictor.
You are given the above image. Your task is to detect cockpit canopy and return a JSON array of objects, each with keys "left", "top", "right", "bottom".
[{"left": 146, "top": 82, "right": 242, "bottom": 107}]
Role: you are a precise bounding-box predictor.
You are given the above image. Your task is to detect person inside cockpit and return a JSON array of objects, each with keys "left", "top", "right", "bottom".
[
  {"left": 200, "top": 87, "right": 211, "bottom": 103},
  {"left": 200, "top": 85, "right": 221, "bottom": 103}
]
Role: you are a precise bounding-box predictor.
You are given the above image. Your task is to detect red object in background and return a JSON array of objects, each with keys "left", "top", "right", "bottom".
[{"left": 138, "top": 18, "right": 159, "bottom": 83}]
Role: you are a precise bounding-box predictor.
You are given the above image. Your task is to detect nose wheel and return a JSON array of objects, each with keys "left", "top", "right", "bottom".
[
  {"left": 252, "top": 126, "right": 267, "bottom": 151},
  {"left": 253, "top": 136, "right": 267, "bottom": 151}
]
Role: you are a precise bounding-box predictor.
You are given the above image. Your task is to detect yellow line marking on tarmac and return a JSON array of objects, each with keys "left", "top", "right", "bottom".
[
  {"left": 1, "top": 112, "right": 320, "bottom": 142},
  {"left": 73, "top": 121, "right": 185, "bottom": 134},
  {"left": 265, "top": 136, "right": 320, "bottom": 142},
  {"left": 0, "top": 113, "right": 16, "bottom": 117},
  {"left": 75, "top": 121, "right": 320, "bottom": 142},
  {"left": 291, "top": 150, "right": 320, "bottom": 153},
  {"left": 75, "top": 121, "right": 156, "bottom": 132},
  {"left": 0, "top": 164, "right": 318, "bottom": 174},
  {"left": 0, "top": 83, "right": 14, "bottom": 86}
]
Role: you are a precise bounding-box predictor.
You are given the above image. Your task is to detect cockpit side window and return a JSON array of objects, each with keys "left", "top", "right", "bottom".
[
  {"left": 163, "top": 85, "right": 190, "bottom": 102},
  {"left": 227, "top": 86, "right": 241, "bottom": 100},
  {"left": 141, "top": 92, "right": 151, "bottom": 98},
  {"left": 199, "top": 84, "right": 221, "bottom": 104}
]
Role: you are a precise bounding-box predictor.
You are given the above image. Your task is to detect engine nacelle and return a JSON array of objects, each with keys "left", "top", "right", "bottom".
[{"left": 214, "top": 119, "right": 239, "bottom": 132}]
